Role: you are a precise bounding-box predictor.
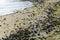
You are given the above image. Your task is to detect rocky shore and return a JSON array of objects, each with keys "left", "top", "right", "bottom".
[{"left": 0, "top": 0, "right": 60, "bottom": 40}]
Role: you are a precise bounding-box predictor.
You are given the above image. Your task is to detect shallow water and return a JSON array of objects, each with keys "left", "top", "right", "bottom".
[{"left": 0, "top": 0, "right": 33, "bottom": 16}]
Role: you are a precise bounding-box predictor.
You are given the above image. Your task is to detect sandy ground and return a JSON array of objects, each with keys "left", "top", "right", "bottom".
[{"left": 0, "top": 6, "right": 36, "bottom": 39}]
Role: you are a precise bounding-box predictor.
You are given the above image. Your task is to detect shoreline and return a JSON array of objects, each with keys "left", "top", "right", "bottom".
[
  {"left": 0, "top": 6, "right": 34, "bottom": 17},
  {"left": 0, "top": 1, "right": 33, "bottom": 16}
]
